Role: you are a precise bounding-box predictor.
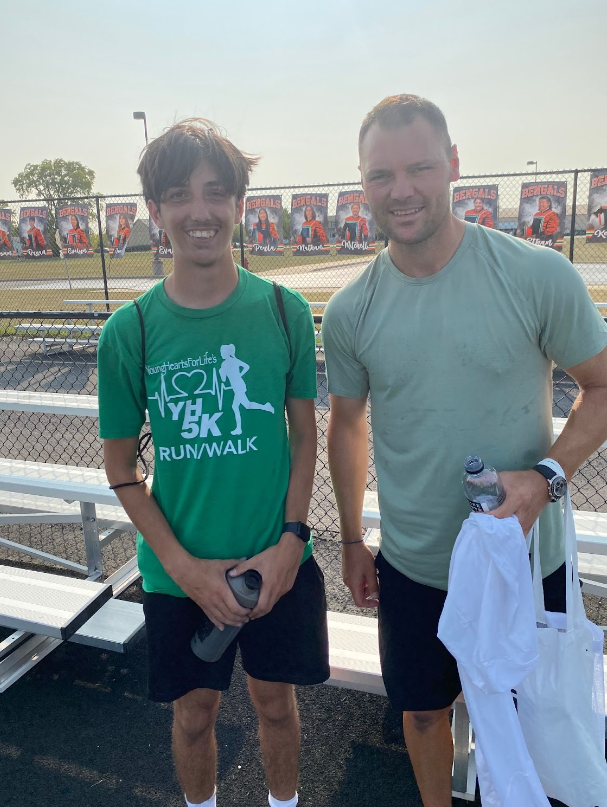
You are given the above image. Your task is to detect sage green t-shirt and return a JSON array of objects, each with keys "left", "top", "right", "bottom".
[
  {"left": 98, "top": 268, "right": 317, "bottom": 596},
  {"left": 323, "top": 223, "right": 607, "bottom": 590}
]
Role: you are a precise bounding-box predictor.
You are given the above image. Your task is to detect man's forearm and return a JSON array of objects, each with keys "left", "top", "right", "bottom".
[
  {"left": 284, "top": 420, "right": 317, "bottom": 524},
  {"left": 327, "top": 416, "right": 368, "bottom": 540},
  {"left": 111, "top": 482, "right": 191, "bottom": 579},
  {"left": 550, "top": 385, "right": 607, "bottom": 479}
]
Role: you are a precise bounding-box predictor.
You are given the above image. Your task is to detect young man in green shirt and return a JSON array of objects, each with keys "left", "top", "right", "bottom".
[
  {"left": 323, "top": 95, "right": 607, "bottom": 806},
  {"left": 98, "top": 119, "right": 329, "bottom": 807}
]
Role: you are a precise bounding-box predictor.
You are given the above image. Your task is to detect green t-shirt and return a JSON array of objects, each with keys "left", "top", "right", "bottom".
[
  {"left": 323, "top": 223, "right": 607, "bottom": 590},
  {"left": 98, "top": 268, "right": 317, "bottom": 596}
]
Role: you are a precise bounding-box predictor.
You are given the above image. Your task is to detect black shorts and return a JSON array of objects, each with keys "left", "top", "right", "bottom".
[
  {"left": 375, "top": 551, "right": 566, "bottom": 713},
  {"left": 143, "top": 556, "right": 330, "bottom": 702}
]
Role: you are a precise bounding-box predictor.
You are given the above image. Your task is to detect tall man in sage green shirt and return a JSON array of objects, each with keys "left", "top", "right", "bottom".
[{"left": 322, "top": 95, "right": 607, "bottom": 807}]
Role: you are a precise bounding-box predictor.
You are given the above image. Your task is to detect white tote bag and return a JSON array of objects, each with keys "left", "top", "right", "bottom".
[{"left": 516, "top": 492, "right": 607, "bottom": 807}]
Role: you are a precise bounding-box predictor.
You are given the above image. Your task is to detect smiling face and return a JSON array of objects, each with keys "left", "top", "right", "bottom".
[
  {"left": 148, "top": 159, "right": 243, "bottom": 270},
  {"left": 538, "top": 197, "right": 550, "bottom": 213},
  {"left": 351, "top": 203, "right": 360, "bottom": 218},
  {"left": 258, "top": 208, "right": 268, "bottom": 223},
  {"left": 71, "top": 215, "right": 79, "bottom": 228},
  {"left": 304, "top": 205, "right": 314, "bottom": 221},
  {"left": 473, "top": 198, "right": 484, "bottom": 212},
  {"left": 360, "top": 116, "right": 459, "bottom": 246}
]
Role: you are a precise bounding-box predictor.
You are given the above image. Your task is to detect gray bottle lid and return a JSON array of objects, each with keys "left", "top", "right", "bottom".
[{"left": 244, "top": 570, "right": 262, "bottom": 591}]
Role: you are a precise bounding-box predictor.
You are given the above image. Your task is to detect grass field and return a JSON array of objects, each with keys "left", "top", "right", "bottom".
[
  {"left": 1, "top": 237, "right": 606, "bottom": 313},
  {"left": 0, "top": 243, "right": 385, "bottom": 283}
]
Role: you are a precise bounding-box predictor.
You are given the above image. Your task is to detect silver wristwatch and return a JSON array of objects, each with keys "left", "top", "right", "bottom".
[{"left": 532, "top": 459, "right": 567, "bottom": 503}]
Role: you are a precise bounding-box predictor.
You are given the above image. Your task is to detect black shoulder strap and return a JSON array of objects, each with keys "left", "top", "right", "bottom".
[
  {"left": 273, "top": 281, "right": 291, "bottom": 359},
  {"left": 133, "top": 298, "right": 146, "bottom": 392}
]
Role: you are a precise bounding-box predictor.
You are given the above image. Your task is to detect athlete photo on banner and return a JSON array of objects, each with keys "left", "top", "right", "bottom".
[
  {"left": 452, "top": 185, "right": 498, "bottom": 228},
  {"left": 586, "top": 169, "right": 607, "bottom": 243},
  {"left": 0, "top": 210, "right": 16, "bottom": 258},
  {"left": 245, "top": 195, "right": 283, "bottom": 255},
  {"left": 19, "top": 206, "right": 52, "bottom": 258},
  {"left": 106, "top": 203, "right": 137, "bottom": 257},
  {"left": 290, "top": 193, "right": 330, "bottom": 255},
  {"left": 335, "top": 190, "right": 375, "bottom": 254},
  {"left": 516, "top": 182, "right": 567, "bottom": 251},
  {"left": 149, "top": 217, "right": 173, "bottom": 258},
  {"left": 56, "top": 204, "right": 93, "bottom": 257}
]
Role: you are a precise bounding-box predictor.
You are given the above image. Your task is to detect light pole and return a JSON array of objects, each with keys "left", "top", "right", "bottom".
[
  {"left": 133, "top": 111, "right": 163, "bottom": 278},
  {"left": 133, "top": 111, "right": 148, "bottom": 145},
  {"left": 527, "top": 160, "right": 538, "bottom": 180}
]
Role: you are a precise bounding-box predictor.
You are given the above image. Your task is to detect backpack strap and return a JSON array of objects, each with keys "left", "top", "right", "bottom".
[
  {"left": 133, "top": 299, "right": 146, "bottom": 394},
  {"left": 273, "top": 281, "right": 291, "bottom": 361}
]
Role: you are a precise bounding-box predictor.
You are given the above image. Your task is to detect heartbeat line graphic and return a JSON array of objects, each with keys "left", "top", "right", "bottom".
[{"left": 149, "top": 369, "right": 231, "bottom": 417}]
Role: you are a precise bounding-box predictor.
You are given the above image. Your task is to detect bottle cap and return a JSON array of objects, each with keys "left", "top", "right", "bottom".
[
  {"left": 464, "top": 455, "right": 484, "bottom": 474},
  {"left": 244, "top": 570, "right": 262, "bottom": 591}
]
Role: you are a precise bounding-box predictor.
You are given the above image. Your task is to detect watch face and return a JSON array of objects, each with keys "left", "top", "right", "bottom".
[{"left": 551, "top": 476, "right": 567, "bottom": 499}]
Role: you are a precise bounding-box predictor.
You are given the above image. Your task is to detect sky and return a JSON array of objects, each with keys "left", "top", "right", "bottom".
[{"left": 1, "top": 0, "right": 605, "bottom": 201}]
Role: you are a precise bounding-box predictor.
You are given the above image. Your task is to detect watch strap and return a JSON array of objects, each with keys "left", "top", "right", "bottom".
[
  {"left": 283, "top": 521, "right": 311, "bottom": 543},
  {"left": 534, "top": 458, "right": 566, "bottom": 480}
]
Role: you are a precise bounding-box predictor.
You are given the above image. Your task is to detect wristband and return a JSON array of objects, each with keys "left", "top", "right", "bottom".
[{"left": 341, "top": 539, "right": 364, "bottom": 545}]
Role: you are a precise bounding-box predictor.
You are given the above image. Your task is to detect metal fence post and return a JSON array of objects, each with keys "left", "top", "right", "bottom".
[
  {"left": 95, "top": 196, "right": 110, "bottom": 312},
  {"left": 569, "top": 169, "right": 579, "bottom": 265},
  {"left": 240, "top": 221, "right": 245, "bottom": 268}
]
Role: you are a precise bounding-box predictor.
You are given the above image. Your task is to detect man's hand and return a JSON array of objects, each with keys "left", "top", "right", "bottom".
[
  {"left": 228, "top": 532, "right": 305, "bottom": 619},
  {"left": 342, "top": 542, "right": 380, "bottom": 608},
  {"left": 171, "top": 556, "right": 252, "bottom": 631},
  {"left": 488, "top": 469, "right": 550, "bottom": 536}
]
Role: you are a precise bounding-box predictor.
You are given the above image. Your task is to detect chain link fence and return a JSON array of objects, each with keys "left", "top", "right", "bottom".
[
  {"left": 1, "top": 168, "right": 607, "bottom": 614},
  {"left": 1, "top": 169, "right": 606, "bottom": 313},
  {"left": 1, "top": 311, "right": 607, "bottom": 616}
]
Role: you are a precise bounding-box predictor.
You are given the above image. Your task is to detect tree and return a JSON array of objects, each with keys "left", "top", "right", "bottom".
[
  {"left": 12, "top": 159, "right": 95, "bottom": 201},
  {"left": 282, "top": 207, "right": 291, "bottom": 242},
  {"left": 12, "top": 159, "right": 96, "bottom": 256}
]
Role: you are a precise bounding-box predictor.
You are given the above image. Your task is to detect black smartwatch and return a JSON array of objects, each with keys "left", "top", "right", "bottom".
[
  {"left": 282, "top": 521, "right": 311, "bottom": 543},
  {"left": 532, "top": 460, "right": 567, "bottom": 503}
]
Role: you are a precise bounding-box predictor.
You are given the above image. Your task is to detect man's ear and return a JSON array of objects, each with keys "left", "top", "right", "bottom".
[
  {"left": 235, "top": 196, "right": 245, "bottom": 224},
  {"left": 450, "top": 145, "right": 460, "bottom": 182},
  {"left": 147, "top": 198, "right": 164, "bottom": 229}
]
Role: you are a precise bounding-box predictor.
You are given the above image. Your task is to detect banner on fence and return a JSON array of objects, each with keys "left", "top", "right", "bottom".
[
  {"left": 106, "top": 203, "right": 137, "bottom": 257},
  {"left": 19, "top": 206, "right": 52, "bottom": 258},
  {"left": 290, "top": 193, "right": 330, "bottom": 255},
  {"left": 149, "top": 217, "right": 173, "bottom": 258},
  {"left": 516, "top": 182, "right": 567, "bottom": 250},
  {"left": 586, "top": 170, "right": 607, "bottom": 243},
  {"left": 0, "top": 210, "right": 16, "bottom": 258},
  {"left": 452, "top": 185, "right": 498, "bottom": 228},
  {"left": 56, "top": 204, "right": 93, "bottom": 257},
  {"left": 335, "top": 191, "right": 375, "bottom": 254},
  {"left": 246, "top": 195, "right": 284, "bottom": 255}
]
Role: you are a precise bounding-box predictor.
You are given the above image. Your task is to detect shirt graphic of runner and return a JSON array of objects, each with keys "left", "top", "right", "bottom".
[{"left": 219, "top": 344, "right": 274, "bottom": 435}]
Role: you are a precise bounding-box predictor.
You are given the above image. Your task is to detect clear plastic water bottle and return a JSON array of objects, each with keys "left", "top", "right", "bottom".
[
  {"left": 462, "top": 455, "right": 506, "bottom": 513},
  {"left": 191, "top": 570, "right": 262, "bottom": 663}
]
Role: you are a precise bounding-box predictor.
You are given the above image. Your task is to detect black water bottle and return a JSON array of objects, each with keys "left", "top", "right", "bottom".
[{"left": 191, "top": 570, "right": 262, "bottom": 662}]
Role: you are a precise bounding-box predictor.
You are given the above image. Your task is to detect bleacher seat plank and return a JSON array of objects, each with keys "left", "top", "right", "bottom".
[
  {"left": 0, "top": 489, "right": 134, "bottom": 531},
  {"left": 0, "top": 458, "right": 152, "bottom": 509},
  {"left": 0, "top": 564, "right": 112, "bottom": 640},
  {"left": 70, "top": 599, "right": 145, "bottom": 653}
]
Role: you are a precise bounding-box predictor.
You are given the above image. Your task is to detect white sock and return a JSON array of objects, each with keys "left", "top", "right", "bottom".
[
  {"left": 185, "top": 788, "right": 216, "bottom": 807},
  {"left": 268, "top": 792, "right": 298, "bottom": 807}
]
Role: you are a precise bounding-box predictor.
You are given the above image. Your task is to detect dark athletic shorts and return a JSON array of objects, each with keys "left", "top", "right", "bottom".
[
  {"left": 375, "top": 551, "right": 567, "bottom": 713},
  {"left": 143, "top": 556, "right": 330, "bottom": 702}
]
